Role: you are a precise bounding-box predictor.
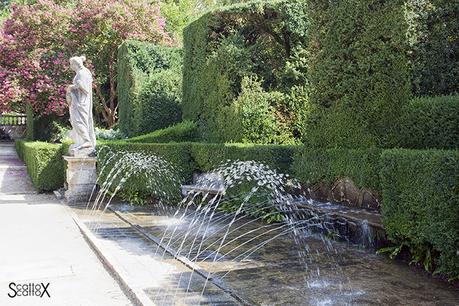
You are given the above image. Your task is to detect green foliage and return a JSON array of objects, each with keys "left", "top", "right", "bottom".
[
  {"left": 305, "top": 0, "right": 411, "bottom": 148},
  {"left": 127, "top": 121, "right": 199, "bottom": 143},
  {"left": 25, "top": 111, "right": 64, "bottom": 142},
  {"left": 213, "top": 76, "right": 298, "bottom": 143},
  {"left": 135, "top": 70, "right": 182, "bottom": 135},
  {"left": 405, "top": 0, "right": 459, "bottom": 96},
  {"left": 380, "top": 149, "right": 459, "bottom": 277},
  {"left": 396, "top": 95, "right": 459, "bottom": 149},
  {"left": 291, "top": 148, "right": 382, "bottom": 193},
  {"left": 117, "top": 40, "right": 183, "bottom": 137},
  {"left": 190, "top": 142, "right": 300, "bottom": 173},
  {"left": 97, "top": 142, "right": 194, "bottom": 203},
  {"left": 15, "top": 140, "right": 65, "bottom": 192},
  {"left": 182, "top": 0, "right": 310, "bottom": 143},
  {"left": 15, "top": 139, "right": 26, "bottom": 161}
]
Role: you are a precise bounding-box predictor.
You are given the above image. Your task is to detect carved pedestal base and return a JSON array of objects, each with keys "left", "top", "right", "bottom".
[{"left": 64, "top": 156, "right": 97, "bottom": 203}]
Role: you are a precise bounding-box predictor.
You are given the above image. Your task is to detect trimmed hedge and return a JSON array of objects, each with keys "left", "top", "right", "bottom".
[
  {"left": 291, "top": 148, "right": 382, "bottom": 193},
  {"left": 15, "top": 139, "right": 26, "bottom": 161},
  {"left": 118, "top": 40, "right": 183, "bottom": 137},
  {"left": 380, "top": 149, "right": 459, "bottom": 277},
  {"left": 15, "top": 140, "right": 65, "bottom": 192},
  {"left": 127, "top": 121, "right": 199, "bottom": 144},
  {"left": 305, "top": 0, "right": 410, "bottom": 148},
  {"left": 405, "top": 0, "right": 459, "bottom": 96},
  {"left": 97, "top": 142, "right": 194, "bottom": 203},
  {"left": 183, "top": 0, "right": 310, "bottom": 143},
  {"left": 191, "top": 143, "right": 300, "bottom": 174},
  {"left": 396, "top": 95, "right": 459, "bottom": 149}
]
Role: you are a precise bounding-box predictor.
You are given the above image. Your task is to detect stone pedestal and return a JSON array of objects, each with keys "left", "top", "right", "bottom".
[{"left": 64, "top": 156, "right": 97, "bottom": 203}]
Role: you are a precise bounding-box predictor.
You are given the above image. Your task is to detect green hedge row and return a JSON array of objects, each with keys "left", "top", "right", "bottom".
[
  {"left": 98, "top": 142, "right": 300, "bottom": 201},
  {"left": 117, "top": 41, "right": 183, "bottom": 137},
  {"left": 292, "top": 148, "right": 382, "bottom": 193},
  {"left": 127, "top": 121, "right": 199, "bottom": 144},
  {"left": 97, "top": 142, "right": 194, "bottom": 203},
  {"left": 191, "top": 143, "right": 300, "bottom": 174},
  {"left": 380, "top": 149, "right": 459, "bottom": 278},
  {"left": 396, "top": 95, "right": 459, "bottom": 149},
  {"left": 15, "top": 140, "right": 66, "bottom": 192}
]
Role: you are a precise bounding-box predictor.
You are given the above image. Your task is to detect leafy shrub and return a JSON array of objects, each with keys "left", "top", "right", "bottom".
[
  {"left": 396, "top": 95, "right": 459, "bottom": 149},
  {"left": 291, "top": 148, "right": 382, "bottom": 193},
  {"left": 182, "top": 0, "right": 310, "bottom": 143},
  {"left": 16, "top": 141, "right": 65, "bottom": 192},
  {"left": 25, "top": 110, "right": 64, "bottom": 142},
  {"left": 380, "top": 149, "right": 459, "bottom": 278},
  {"left": 405, "top": 0, "right": 459, "bottom": 96},
  {"left": 48, "top": 121, "right": 71, "bottom": 143},
  {"left": 118, "top": 40, "right": 182, "bottom": 137},
  {"left": 305, "top": 0, "right": 411, "bottom": 148},
  {"left": 135, "top": 70, "right": 182, "bottom": 135},
  {"left": 217, "top": 76, "right": 300, "bottom": 144},
  {"left": 127, "top": 121, "right": 199, "bottom": 143}
]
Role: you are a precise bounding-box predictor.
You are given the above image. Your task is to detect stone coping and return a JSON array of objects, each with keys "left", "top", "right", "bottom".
[{"left": 63, "top": 155, "right": 97, "bottom": 162}]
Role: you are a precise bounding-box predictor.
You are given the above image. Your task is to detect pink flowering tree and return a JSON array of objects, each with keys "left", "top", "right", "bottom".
[{"left": 0, "top": 0, "right": 171, "bottom": 127}]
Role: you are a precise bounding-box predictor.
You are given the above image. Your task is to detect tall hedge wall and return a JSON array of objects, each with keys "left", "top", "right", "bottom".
[
  {"left": 182, "top": 0, "right": 310, "bottom": 144},
  {"left": 396, "top": 95, "right": 459, "bottom": 149},
  {"left": 405, "top": 0, "right": 459, "bottom": 96},
  {"left": 380, "top": 149, "right": 459, "bottom": 277},
  {"left": 117, "top": 41, "right": 183, "bottom": 137},
  {"left": 305, "top": 0, "right": 410, "bottom": 148}
]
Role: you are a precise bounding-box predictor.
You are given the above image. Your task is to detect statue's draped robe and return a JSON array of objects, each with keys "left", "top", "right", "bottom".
[{"left": 69, "top": 67, "right": 96, "bottom": 149}]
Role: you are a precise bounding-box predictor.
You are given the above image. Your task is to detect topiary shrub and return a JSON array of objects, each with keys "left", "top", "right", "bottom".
[
  {"left": 182, "top": 0, "right": 310, "bottom": 143},
  {"left": 405, "top": 0, "right": 459, "bottom": 96},
  {"left": 380, "top": 149, "right": 459, "bottom": 278},
  {"left": 305, "top": 0, "right": 411, "bottom": 148},
  {"left": 396, "top": 95, "right": 459, "bottom": 149},
  {"left": 127, "top": 120, "right": 199, "bottom": 143},
  {"left": 117, "top": 40, "right": 183, "bottom": 137}
]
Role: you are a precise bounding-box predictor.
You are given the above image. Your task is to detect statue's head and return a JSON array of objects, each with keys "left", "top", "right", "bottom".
[{"left": 69, "top": 56, "right": 86, "bottom": 72}]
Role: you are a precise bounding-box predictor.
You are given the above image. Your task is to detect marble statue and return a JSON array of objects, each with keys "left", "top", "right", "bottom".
[{"left": 66, "top": 56, "right": 96, "bottom": 157}]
